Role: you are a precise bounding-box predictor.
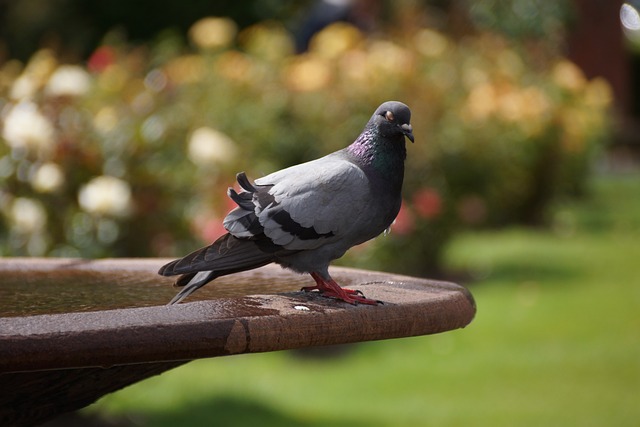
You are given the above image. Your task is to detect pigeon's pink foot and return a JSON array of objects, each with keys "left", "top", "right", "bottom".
[{"left": 302, "top": 272, "right": 381, "bottom": 305}]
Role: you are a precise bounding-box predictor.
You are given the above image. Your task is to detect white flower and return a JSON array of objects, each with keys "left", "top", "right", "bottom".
[
  {"left": 78, "top": 176, "right": 132, "bottom": 217},
  {"left": 187, "top": 127, "right": 238, "bottom": 167},
  {"left": 45, "top": 65, "right": 92, "bottom": 97},
  {"left": 2, "top": 102, "right": 55, "bottom": 156},
  {"left": 10, "top": 75, "right": 38, "bottom": 100},
  {"left": 11, "top": 197, "right": 47, "bottom": 233},
  {"left": 32, "top": 162, "right": 65, "bottom": 193}
]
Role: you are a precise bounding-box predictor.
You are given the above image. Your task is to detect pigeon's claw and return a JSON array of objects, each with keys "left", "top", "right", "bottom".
[
  {"left": 300, "top": 285, "right": 363, "bottom": 296},
  {"left": 303, "top": 272, "right": 381, "bottom": 305}
]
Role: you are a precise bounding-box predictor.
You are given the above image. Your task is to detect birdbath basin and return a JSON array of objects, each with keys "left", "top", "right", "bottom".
[{"left": 0, "top": 258, "right": 475, "bottom": 426}]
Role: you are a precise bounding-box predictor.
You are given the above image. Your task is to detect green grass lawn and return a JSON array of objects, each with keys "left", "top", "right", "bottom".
[{"left": 87, "top": 173, "right": 640, "bottom": 426}]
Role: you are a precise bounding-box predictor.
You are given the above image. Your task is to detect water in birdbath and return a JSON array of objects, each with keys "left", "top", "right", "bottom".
[{"left": 0, "top": 261, "right": 318, "bottom": 318}]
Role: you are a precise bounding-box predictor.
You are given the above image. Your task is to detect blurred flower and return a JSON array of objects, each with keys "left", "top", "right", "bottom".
[
  {"left": 560, "top": 108, "right": 589, "bottom": 153},
  {"left": 463, "top": 82, "right": 550, "bottom": 130},
  {"left": 463, "top": 82, "right": 498, "bottom": 122},
  {"left": 97, "top": 64, "right": 128, "bottom": 92},
  {"left": 2, "top": 101, "right": 55, "bottom": 156},
  {"left": 88, "top": 46, "right": 117, "bottom": 73},
  {"left": 216, "top": 51, "right": 256, "bottom": 83},
  {"left": 552, "top": 60, "right": 586, "bottom": 92},
  {"left": 390, "top": 202, "right": 415, "bottom": 236},
  {"left": 496, "top": 49, "right": 524, "bottom": 79},
  {"left": 309, "top": 22, "right": 363, "bottom": 59},
  {"left": 45, "top": 65, "right": 92, "bottom": 97},
  {"left": 412, "top": 188, "right": 442, "bottom": 219},
  {"left": 284, "top": 55, "right": 331, "bottom": 92},
  {"left": 164, "top": 55, "right": 204, "bottom": 84},
  {"left": 78, "top": 176, "right": 132, "bottom": 217},
  {"left": 144, "top": 69, "right": 168, "bottom": 93},
  {"left": 140, "top": 115, "right": 166, "bottom": 143},
  {"left": 339, "top": 49, "right": 371, "bottom": 88},
  {"left": 584, "top": 77, "right": 613, "bottom": 109},
  {"left": 11, "top": 197, "right": 47, "bottom": 233},
  {"left": 497, "top": 86, "right": 532, "bottom": 122},
  {"left": 10, "top": 49, "right": 57, "bottom": 100},
  {"left": 240, "top": 22, "right": 294, "bottom": 62},
  {"left": 10, "top": 75, "right": 38, "bottom": 100},
  {"left": 93, "top": 106, "right": 119, "bottom": 135},
  {"left": 32, "top": 163, "right": 65, "bottom": 193},
  {"left": 462, "top": 65, "right": 489, "bottom": 91},
  {"left": 368, "top": 40, "right": 414, "bottom": 76},
  {"left": 189, "top": 17, "right": 237, "bottom": 51},
  {"left": 414, "top": 28, "right": 449, "bottom": 58},
  {"left": 188, "top": 127, "right": 238, "bottom": 167}
]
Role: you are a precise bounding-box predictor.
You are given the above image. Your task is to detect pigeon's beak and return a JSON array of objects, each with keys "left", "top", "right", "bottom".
[{"left": 401, "top": 123, "right": 414, "bottom": 143}]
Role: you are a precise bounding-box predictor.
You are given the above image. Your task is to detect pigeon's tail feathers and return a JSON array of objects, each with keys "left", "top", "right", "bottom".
[
  {"left": 168, "top": 270, "right": 216, "bottom": 305},
  {"left": 159, "top": 233, "right": 281, "bottom": 304},
  {"left": 224, "top": 207, "right": 263, "bottom": 237},
  {"left": 224, "top": 173, "right": 264, "bottom": 238},
  {"left": 236, "top": 172, "right": 257, "bottom": 192},
  {"left": 227, "top": 187, "right": 254, "bottom": 211}
]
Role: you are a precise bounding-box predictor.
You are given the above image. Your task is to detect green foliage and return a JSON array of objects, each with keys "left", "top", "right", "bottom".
[{"left": 0, "top": 15, "right": 611, "bottom": 273}]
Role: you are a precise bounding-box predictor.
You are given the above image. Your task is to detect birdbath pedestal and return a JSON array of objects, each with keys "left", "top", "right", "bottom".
[{"left": 0, "top": 258, "right": 475, "bottom": 426}]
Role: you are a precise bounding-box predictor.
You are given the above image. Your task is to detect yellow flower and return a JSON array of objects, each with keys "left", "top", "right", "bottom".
[
  {"left": 240, "top": 22, "right": 294, "bottom": 62},
  {"left": 189, "top": 17, "right": 237, "bottom": 50},
  {"left": 414, "top": 28, "right": 449, "bottom": 58},
  {"left": 339, "top": 49, "right": 372, "bottom": 90},
  {"left": 552, "top": 60, "right": 586, "bottom": 92},
  {"left": 584, "top": 77, "right": 613, "bottom": 109},
  {"left": 164, "top": 55, "right": 204, "bottom": 84},
  {"left": 463, "top": 82, "right": 498, "bottom": 122},
  {"left": 93, "top": 106, "right": 119, "bottom": 135},
  {"left": 559, "top": 108, "right": 588, "bottom": 153},
  {"left": 216, "top": 51, "right": 257, "bottom": 83},
  {"left": 97, "top": 64, "right": 128, "bottom": 92},
  {"left": 284, "top": 55, "right": 332, "bottom": 92},
  {"left": 309, "top": 22, "right": 363, "bottom": 59},
  {"left": 10, "top": 49, "right": 57, "bottom": 100},
  {"left": 367, "top": 40, "right": 413, "bottom": 76}
]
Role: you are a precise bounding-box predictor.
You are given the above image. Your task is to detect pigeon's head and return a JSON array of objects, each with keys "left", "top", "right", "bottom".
[{"left": 371, "top": 101, "right": 414, "bottom": 143}]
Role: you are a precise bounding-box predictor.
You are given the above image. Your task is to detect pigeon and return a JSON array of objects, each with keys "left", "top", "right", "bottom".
[{"left": 159, "top": 101, "right": 414, "bottom": 305}]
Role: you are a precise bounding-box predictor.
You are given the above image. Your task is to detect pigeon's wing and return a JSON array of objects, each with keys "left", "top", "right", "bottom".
[{"left": 224, "top": 155, "right": 370, "bottom": 251}]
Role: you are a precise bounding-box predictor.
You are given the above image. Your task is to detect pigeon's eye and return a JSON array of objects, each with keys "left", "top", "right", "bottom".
[{"left": 385, "top": 111, "right": 395, "bottom": 121}]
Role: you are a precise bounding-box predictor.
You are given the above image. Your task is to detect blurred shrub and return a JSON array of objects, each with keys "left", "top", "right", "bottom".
[{"left": 0, "top": 17, "right": 611, "bottom": 276}]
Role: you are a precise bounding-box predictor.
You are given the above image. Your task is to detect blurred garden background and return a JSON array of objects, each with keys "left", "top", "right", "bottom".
[{"left": 0, "top": 0, "right": 638, "bottom": 426}]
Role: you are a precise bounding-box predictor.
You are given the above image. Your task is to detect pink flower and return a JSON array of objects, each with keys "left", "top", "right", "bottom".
[{"left": 391, "top": 201, "right": 415, "bottom": 235}]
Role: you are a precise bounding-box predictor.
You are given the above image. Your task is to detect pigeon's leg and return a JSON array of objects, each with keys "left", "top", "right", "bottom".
[{"left": 302, "top": 272, "right": 380, "bottom": 305}]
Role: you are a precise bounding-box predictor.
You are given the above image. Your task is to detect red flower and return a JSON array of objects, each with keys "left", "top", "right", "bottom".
[
  {"left": 88, "top": 46, "right": 116, "bottom": 73},
  {"left": 412, "top": 188, "right": 442, "bottom": 219}
]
